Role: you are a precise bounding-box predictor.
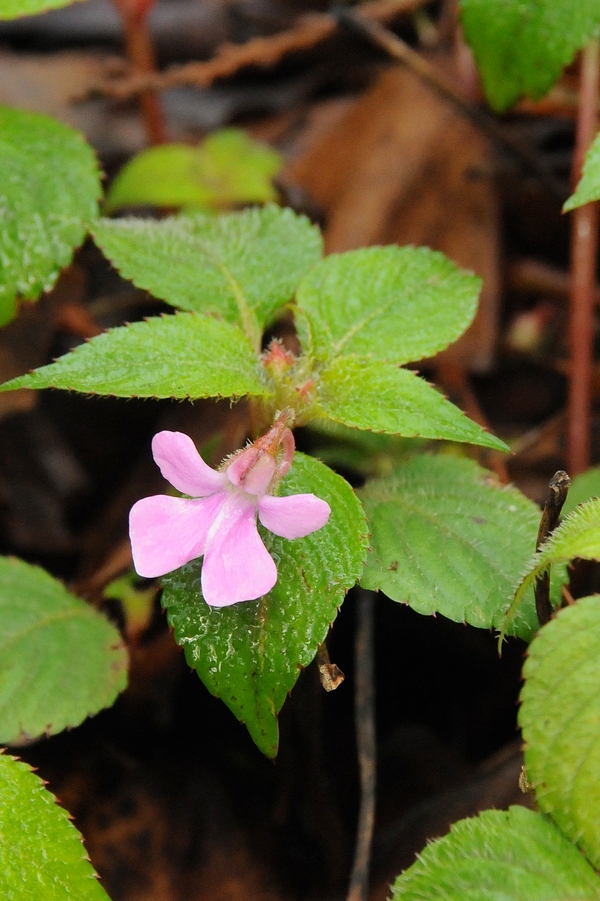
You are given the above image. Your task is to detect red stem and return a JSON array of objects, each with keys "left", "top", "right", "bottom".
[
  {"left": 567, "top": 39, "right": 600, "bottom": 475},
  {"left": 113, "top": 0, "right": 166, "bottom": 145}
]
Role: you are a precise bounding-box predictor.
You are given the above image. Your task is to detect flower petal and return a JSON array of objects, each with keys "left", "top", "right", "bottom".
[
  {"left": 257, "top": 493, "right": 331, "bottom": 539},
  {"left": 130, "top": 493, "right": 225, "bottom": 578},
  {"left": 201, "top": 494, "right": 277, "bottom": 606},
  {"left": 152, "top": 431, "right": 227, "bottom": 497}
]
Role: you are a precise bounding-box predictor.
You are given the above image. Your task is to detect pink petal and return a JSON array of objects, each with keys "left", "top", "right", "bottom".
[
  {"left": 201, "top": 494, "right": 277, "bottom": 607},
  {"left": 257, "top": 493, "right": 331, "bottom": 540},
  {"left": 152, "top": 431, "right": 228, "bottom": 497},
  {"left": 130, "top": 492, "right": 225, "bottom": 578}
]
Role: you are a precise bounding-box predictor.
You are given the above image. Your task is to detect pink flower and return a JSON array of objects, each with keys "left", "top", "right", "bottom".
[{"left": 129, "top": 417, "right": 331, "bottom": 607}]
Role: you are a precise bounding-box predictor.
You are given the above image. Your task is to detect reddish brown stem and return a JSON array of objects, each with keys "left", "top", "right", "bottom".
[
  {"left": 113, "top": 0, "right": 166, "bottom": 145},
  {"left": 568, "top": 39, "right": 600, "bottom": 475}
]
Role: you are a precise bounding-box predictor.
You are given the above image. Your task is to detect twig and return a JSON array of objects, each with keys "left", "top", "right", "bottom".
[
  {"left": 347, "top": 588, "right": 376, "bottom": 901},
  {"left": 534, "top": 470, "right": 571, "bottom": 626},
  {"left": 567, "top": 39, "right": 600, "bottom": 475},
  {"left": 84, "top": 0, "right": 429, "bottom": 100},
  {"left": 337, "top": 9, "right": 568, "bottom": 202}
]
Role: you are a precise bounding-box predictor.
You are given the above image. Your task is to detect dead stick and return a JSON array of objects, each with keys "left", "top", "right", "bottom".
[
  {"left": 534, "top": 470, "right": 571, "bottom": 626},
  {"left": 347, "top": 588, "right": 376, "bottom": 901},
  {"left": 85, "top": 0, "right": 429, "bottom": 100},
  {"left": 337, "top": 9, "right": 568, "bottom": 202},
  {"left": 567, "top": 39, "right": 600, "bottom": 475}
]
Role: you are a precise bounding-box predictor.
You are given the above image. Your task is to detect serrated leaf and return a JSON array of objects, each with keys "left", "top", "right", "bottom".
[
  {"left": 391, "top": 806, "right": 600, "bottom": 901},
  {"left": 0, "top": 312, "right": 269, "bottom": 400},
  {"left": 0, "top": 106, "right": 100, "bottom": 317},
  {"left": 359, "top": 455, "right": 541, "bottom": 638},
  {"left": 505, "top": 497, "right": 600, "bottom": 635},
  {"left": 161, "top": 453, "right": 368, "bottom": 757},
  {"left": 295, "top": 246, "right": 480, "bottom": 365},
  {"left": 316, "top": 356, "right": 507, "bottom": 451},
  {"left": 0, "top": 557, "right": 127, "bottom": 745},
  {"left": 0, "top": 0, "right": 85, "bottom": 19},
  {"left": 520, "top": 596, "right": 600, "bottom": 869},
  {"left": 562, "top": 465, "right": 600, "bottom": 516},
  {"left": 0, "top": 753, "right": 111, "bottom": 900},
  {"left": 105, "top": 129, "right": 283, "bottom": 213},
  {"left": 460, "top": 0, "right": 600, "bottom": 111},
  {"left": 92, "top": 206, "right": 322, "bottom": 345},
  {"left": 564, "top": 132, "right": 600, "bottom": 211}
]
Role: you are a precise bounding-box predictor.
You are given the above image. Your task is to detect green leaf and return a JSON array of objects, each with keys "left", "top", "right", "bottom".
[
  {"left": 316, "top": 356, "right": 508, "bottom": 451},
  {"left": 0, "top": 106, "right": 101, "bottom": 320},
  {"left": 0, "top": 312, "right": 269, "bottom": 400},
  {"left": 391, "top": 806, "right": 600, "bottom": 901},
  {"left": 104, "top": 129, "right": 283, "bottom": 213},
  {"left": 505, "top": 497, "right": 600, "bottom": 635},
  {"left": 359, "top": 455, "right": 541, "bottom": 638},
  {"left": 161, "top": 453, "right": 368, "bottom": 757},
  {"left": 295, "top": 246, "right": 480, "bottom": 365},
  {"left": 0, "top": 557, "right": 127, "bottom": 745},
  {"left": 565, "top": 132, "right": 600, "bottom": 211},
  {"left": 0, "top": 0, "right": 86, "bottom": 20},
  {"left": 562, "top": 465, "right": 600, "bottom": 516},
  {"left": 92, "top": 206, "right": 322, "bottom": 345},
  {"left": 0, "top": 753, "right": 111, "bottom": 900},
  {"left": 460, "top": 0, "right": 600, "bottom": 111},
  {"left": 520, "top": 596, "right": 600, "bottom": 869}
]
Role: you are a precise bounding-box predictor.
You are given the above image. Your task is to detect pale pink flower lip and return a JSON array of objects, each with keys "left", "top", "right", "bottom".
[{"left": 129, "top": 429, "right": 331, "bottom": 607}]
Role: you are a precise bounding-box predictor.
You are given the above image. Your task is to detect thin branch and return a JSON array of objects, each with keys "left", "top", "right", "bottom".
[
  {"left": 337, "top": 9, "right": 568, "bottom": 202},
  {"left": 347, "top": 588, "right": 376, "bottom": 901},
  {"left": 567, "top": 39, "right": 600, "bottom": 476},
  {"left": 84, "top": 0, "right": 429, "bottom": 100}
]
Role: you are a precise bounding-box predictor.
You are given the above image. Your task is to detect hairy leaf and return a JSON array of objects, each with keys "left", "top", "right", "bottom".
[
  {"left": 460, "top": 0, "right": 600, "bottom": 111},
  {"left": 0, "top": 312, "right": 269, "bottom": 400},
  {"left": 505, "top": 496, "right": 600, "bottom": 634},
  {"left": 0, "top": 753, "right": 110, "bottom": 900},
  {"left": 295, "top": 246, "right": 480, "bottom": 365},
  {"left": 162, "top": 453, "right": 368, "bottom": 757},
  {"left": 105, "top": 129, "right": 283, "bottom": 212},
  {"left": 360, "top": 455, "right": 540, "bottom": 638},
  {"left": 316, "top": 356, "right": 507, "bottom": 451},
  {"left": 565, "top": 133, "right": 600, "bottom": 211},
  {"left": 92, "top": 206, "right": 322, "bottom": 345},
  {"left": 0, "top": 557, "right": 127, "bottom": 745},
  {"left": 0, "top": 105, "right": 100, "bottom": 324},
  {"left": 391, "top": 806, "right": 600, "bottom": 900},
  {"left": 521, "top": 595, "right": 600, "bottom": 869}
]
